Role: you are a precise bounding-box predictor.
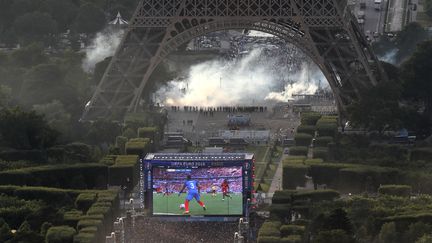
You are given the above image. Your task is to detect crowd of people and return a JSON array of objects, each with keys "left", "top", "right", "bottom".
[
  {"left": 132, "top": 217, "right": 238, "bottom": 243},
  {"left": 170, "top": 105, "right": 267, "bottom": 113}
]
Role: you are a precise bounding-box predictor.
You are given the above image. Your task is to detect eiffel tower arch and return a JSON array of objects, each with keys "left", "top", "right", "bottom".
[{"left": 82, "top": 0, "right": 387, "bottom": 121}]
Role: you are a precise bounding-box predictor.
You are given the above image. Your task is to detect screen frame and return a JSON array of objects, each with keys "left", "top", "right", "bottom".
[{"left": 142, "top": 155, "right": 254, "bottom": 219}]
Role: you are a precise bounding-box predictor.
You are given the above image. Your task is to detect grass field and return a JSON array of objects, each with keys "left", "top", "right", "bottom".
[{"left": 153, "top": 193, "right": 243, "bottom": 216}]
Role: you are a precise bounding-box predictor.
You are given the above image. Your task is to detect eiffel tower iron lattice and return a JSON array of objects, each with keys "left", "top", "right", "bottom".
[{"left": 82, "top": 0, "right": 387, "bottom": 121}]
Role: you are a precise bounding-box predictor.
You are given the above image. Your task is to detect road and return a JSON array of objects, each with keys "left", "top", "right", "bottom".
[{"left": 386, "top": 0, "right": 409, "bottom": 32}]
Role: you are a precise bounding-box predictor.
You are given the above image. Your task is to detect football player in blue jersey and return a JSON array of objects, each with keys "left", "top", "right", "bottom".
[{"left": 178, "top": 175, "right": 206, "bottom": 214}]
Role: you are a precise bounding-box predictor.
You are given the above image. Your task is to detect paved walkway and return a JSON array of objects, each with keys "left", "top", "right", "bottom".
[{"left": 267, "top": 153, "right": 288, "bottom": 194}]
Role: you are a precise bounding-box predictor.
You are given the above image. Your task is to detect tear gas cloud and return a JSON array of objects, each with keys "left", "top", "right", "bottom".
[
  {"left": 154, "top": 48, "right": 326, "bottom": 106},
  {"left": 82, "top": 28, "right": 125, "bottom": 72}
]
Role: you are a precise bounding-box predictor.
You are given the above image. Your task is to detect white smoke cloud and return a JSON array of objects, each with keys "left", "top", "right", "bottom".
[
  {"left": 154, "top": 48, "right": 326, "bottom": 106},
  {"left": 82, "top": 28, "right": 125, "bottom": 72},
  {"left": 378, "top": 49, "right": 398, "bottom": 65}
]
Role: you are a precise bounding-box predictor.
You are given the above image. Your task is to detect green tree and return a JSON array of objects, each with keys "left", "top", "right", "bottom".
[
  {"left": 33, "top": 100, "right": 72, "bottom": 141},
  {"left": 10, "top": 43, "right": 48, "bottom": 67},
  {"left": 40, "top": 222, "right": 52, "bottom": 237},
  {"left": 86, "top": 119, "right": 122, "bottom": 145},
  {"left": 20, "top": 64, "right": 65, "bottom": 105},
  {"left": 13, "top": 11, "right": 58, "bottom": 45},
  {"left": 402, "top": 40, "right": 432, "bottom": 117},
  {"left": 0, "top": 85, "right": 12, "bottom": 107},
  {"left": 0, "top": 107, "right": 59, "bottom": 149},
  {"left": 394, "top": 22, "right": 429, "bottom": 63},
  {"left": 347, "top": 80, "right": 402, "bottom": 133},
  {"left": 74, "top": 3, "right": 106, "bottom": 34},
  {"left": 379, "top": 222, "right": 399, "bottom": 243},
  {"left": 0, "top": 218, "right": 13, "bottom": 242},
  {"left": 39, "top": 0, "right": 79, "bottom": 32},
  {"left": 322, "top": 208, "right": 353, "bottom": 234},
  {"left": 11, "top": 220, "right": 44, "bottom": 243},
  {"left": 403, "top": 222, "right": 432, "bottom": 243}
]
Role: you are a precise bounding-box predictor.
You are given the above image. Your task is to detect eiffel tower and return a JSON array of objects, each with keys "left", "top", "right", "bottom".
[{"left": 82, "top": 0, "right": 387, "bottom": 121}]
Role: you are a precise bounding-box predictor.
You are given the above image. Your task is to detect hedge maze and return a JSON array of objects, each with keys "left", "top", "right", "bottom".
[{"left": 0, "top": 124, "right": 161, "bottom": 242}]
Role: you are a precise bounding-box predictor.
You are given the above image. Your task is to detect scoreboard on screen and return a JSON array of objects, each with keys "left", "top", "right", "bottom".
[{"left": 142, "top": 153, "right": 254, "bottom": 219}]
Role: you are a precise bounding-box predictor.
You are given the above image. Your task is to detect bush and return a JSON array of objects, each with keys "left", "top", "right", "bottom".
[
  {"left": 296, "top": 125, "right": 315, "bottom": 136},
  {"left": 294, "top": 133, "right": 313, "bottom": 146},
  {"left": 45, "top": 226, "right": 76, "bottom": 243},
  {"left": 314, "top": 136, "right": 334, "bottom": 147},
  {"left": 313, "top": 148, "right": 328, "bottom": 160},
  {"left": 316, "top": 123, "right": 338, "bottom": 137},
  {"left": 378, "top": 185, "right": 412, "bottom": 197},
  {"left": 272, "top": 190, "right": 297, "bottom": 204},
  {"left": 301, "top": 112, "right": 321, "bottom": 126},
  {"left": 289, "top": 146, "right": 308, "bottom": 156},
  {"left": 75, "top": 193, "right": 96, "bottom": 212},
  {"left": 280, "top": 225, "right": 305, "bottom": 237}
]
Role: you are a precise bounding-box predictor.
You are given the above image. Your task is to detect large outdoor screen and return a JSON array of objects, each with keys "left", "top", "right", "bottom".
[{"left": 152, "top": 166, "right": 243, "bottom": 216}]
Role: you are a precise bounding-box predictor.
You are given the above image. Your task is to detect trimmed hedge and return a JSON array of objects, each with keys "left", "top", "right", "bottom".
[
  {"left": 0, "top": 150, "right": 45, "bottom": 163},
  {"left": 0, "top": 163, "right": 108, "bottom": 189},
  {"left": 259, "top": 221, "right": 281, "bottom": 237},
  {"left": 257, "top": 236, "right": 281, "bottom": 243},
  {"left": 314, "top": 136, "right": 334, "bottom": 147},
  {"left": 125, "top": 138, "right": 150, "bottom": 156},
  {"left": 339, "top": 166, "right": 399, "bottom": 193},
  {"left": 296, "top": 125, "right": 315, "bottom": 136},
  {"left": 289, "top": 146, "right": 308, "bottom": 156},
  {"left": 63, "top": 210, "right": 83, "bottom": 227},
  {"left": 280, "top": 235, "right": 302, "bottom": 243},
  {"left": 115, "top": 136, "right": 128, "bottom": 155},
  {"left": 316, "top": 123, "right": 338, "bottom": 137},
  {"left": 269, "top": 203, "right": 292, "bottom": 219},
  {"left": 313, "top": 147, "right": 328, "bottom": 160},
  {"left": 138, "top": 126, "right": 159, "bottom": 149},
  {"left": 411, "top": 147, "right": 432, "bottom": 161},
  {"left": 14, "top": 187, "right": 72, "bottom": 205},
  {"left": 293, "top": 189, "right": 340, "bottom": 202},
  {"left": 108, "top": 155, "right": 139, "bottom": 189},
  {"left": 73, "top": 232, "right": 96, "bottom": 243},
  {"left": 378, "top": 185, "right": 412, "bottom": 197},
  {"left": 283, "top": 164, "right": 309, "bottom": 190},
  {"left": 75, "top": 193, "right": 96, "bottom": 212},
  {"left": 280, "top": 225, "right": 305, "bottom": 237},
  {"left": 301, "top": 112, "right": 321, "bottom": 126},
  {"left": 294, "top": 133, "right": 313, "bottom": 146},
  {"left": 46, "top": 226, "right": 76, "bottom": 243}
]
